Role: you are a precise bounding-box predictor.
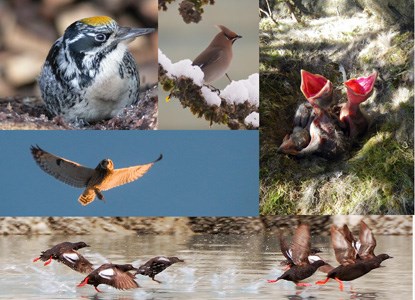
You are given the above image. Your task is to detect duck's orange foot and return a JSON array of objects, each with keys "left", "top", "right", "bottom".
[
  {"left": 315, "top": 277, "right": 330, "bottom": 285},
  {"left": 334, "top": 277, "right": 344, "bottom": 291},
  {"left": 296, "top": 282, "right": 311, "bottom": 287}
]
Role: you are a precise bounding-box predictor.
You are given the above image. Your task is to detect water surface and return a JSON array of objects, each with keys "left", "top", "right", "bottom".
[{"left": 0, "top": 234, "right": 411, "bottom": 299}]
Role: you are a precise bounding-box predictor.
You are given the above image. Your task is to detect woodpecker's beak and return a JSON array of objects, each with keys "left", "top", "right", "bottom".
[
  {"left": 115, "top": 27, "right": 155, "bottom": 42},
  {"left": 344, "top": 71, "right": 377, "bottom": 105}
]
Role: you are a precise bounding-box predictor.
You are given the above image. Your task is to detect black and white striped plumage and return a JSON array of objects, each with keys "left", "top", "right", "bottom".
[{"left": 39, "top": 16, "right": 154, "bottom": 122}]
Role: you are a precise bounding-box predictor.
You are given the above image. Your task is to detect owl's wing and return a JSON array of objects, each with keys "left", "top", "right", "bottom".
[
  {"left": 31, "top": 145, "right": 95, "bottom": 188},
  {"left": 99, "top": 154, "right": 162, "bottom": 191}
]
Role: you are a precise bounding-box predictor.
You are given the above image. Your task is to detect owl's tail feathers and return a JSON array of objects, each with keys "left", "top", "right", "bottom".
[{"left": 78, "top": 189, "right": 95, "bottom": 206}]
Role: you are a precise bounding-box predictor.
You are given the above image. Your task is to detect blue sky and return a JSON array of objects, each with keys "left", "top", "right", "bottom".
[{"left": 0, "top": 131, "right": 258, "bottom": 216}]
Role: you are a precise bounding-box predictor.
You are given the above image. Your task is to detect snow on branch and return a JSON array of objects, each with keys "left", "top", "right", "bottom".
[{"left": 159, "top": 49, "right": 259, "bottom": 129}]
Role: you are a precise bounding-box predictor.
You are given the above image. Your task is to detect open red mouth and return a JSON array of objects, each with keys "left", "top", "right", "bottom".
[
  {"left": 344, "top": 71, "right": 377, "bottom": 104},
  {"left": 300, "top": 70, "right": 333, "bottom": 107}
]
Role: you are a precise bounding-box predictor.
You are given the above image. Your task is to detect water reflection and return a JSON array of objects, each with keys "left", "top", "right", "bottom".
[{"left": 0, "top": 233, "right": 411, "bottom": 299}]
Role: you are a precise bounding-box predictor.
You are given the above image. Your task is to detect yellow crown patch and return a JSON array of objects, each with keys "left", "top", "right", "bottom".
[{"left": 80, "top": 16, "right": 115, "bottom": 26}]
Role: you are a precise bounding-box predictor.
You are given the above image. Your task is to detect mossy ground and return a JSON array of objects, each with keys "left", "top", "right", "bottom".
[{"left": 260, "top": 12, "right": 414, "bottom": 215}]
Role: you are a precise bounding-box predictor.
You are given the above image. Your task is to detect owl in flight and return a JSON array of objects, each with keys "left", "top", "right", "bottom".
[{"left": 31, "top": 145, "right": 162, "bottom": 206}]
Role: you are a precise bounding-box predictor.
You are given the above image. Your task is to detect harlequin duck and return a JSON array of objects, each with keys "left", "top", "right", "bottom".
[
  {"left": 136, "top": 256, "right": 184, "bottom": 283},
  {"left": 33, "top": 241, "right": 93, "bottom": 274},
  {"left": 340, "top": 72, "right": 377, "bottom": 138},
  {"left": 268, "top": 224, "right": 328, "bottom": 286},
  {"left": 316, "top": 220, "right": 392, "bottom": 291},
  {"left": 77, "top": 263, "right": 139, "bottom": 292}
]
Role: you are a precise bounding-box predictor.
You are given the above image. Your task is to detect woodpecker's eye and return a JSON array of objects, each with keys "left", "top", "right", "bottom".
[{"left": 95, "top": 33, "right": 107, "bottom": 42}]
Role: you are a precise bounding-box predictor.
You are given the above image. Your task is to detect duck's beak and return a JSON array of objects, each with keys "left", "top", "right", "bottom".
[
  {"left": 344, "top": 71, "right": 377, "bottom": 104},
  {"left": 300, "top": 69, "right": 333, "bottom": 108}
]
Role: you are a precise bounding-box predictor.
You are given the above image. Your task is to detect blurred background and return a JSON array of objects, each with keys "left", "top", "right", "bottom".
[
  {"left": 0, "top": 0, "right": 158, "bottom": 99},
  {"left": 158, "top": 0, "right": 259, "bottom": 129}
]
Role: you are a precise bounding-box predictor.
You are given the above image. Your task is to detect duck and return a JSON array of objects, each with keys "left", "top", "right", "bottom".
[
  {"left": 267, "top": 224, "right": 328, "bottom": 287},
  {"left": 77, "top": 263, "right": 139, "bottom": 292},
  {"left": 136, "top": 256, "right": 184, "bottom": 283},
  {"left": 33, "top": 241, "right": 93, "bottom": 274},
  {"left": 340, "top": 72, "right": 377, "bottom": 138},
  {"left": 316, "top": 220, "right": 392, "bottom": 291}
]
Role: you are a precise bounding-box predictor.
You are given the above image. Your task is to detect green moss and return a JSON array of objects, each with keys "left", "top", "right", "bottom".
[
  {"left": 260, "top": 181, "right": 297, "bottom": 215},
  {"left": 348, "top": 132, "right": 414, "bottom": 213}
]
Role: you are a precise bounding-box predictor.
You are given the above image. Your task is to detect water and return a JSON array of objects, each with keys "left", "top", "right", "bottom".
[{"left": 0, "top": 234, "right": 411, "bottom": 299}]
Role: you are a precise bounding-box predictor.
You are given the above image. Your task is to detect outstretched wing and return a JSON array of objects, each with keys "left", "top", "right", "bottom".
[
  {"left": 358, "top": 220, "right": 376, "bottom": 260},
  {"left": 331, "top": 225, "right": 357, "bottom": 266},
  {"left": 99, "top": 154, "right": 162, "bottom": 191},
  {"left": 291, "top": 224, "right": 311, "bottom": 266},
  {"left": 30, "top": 145, "right": 95, "bottom": 188}
]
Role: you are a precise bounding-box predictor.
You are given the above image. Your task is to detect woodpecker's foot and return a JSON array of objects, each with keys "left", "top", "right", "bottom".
[{"left": 267, "top": 279, "right": 278, "bottom": 283}]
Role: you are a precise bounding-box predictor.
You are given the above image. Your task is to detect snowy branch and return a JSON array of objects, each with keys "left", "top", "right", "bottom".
[{"left": 158, "top": 49, "right": 259, "bottom": 129}]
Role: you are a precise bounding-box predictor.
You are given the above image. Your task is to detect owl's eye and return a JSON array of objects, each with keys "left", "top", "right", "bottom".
[{"left": 95, "top": 33, "right": 107, "bottom": 42}]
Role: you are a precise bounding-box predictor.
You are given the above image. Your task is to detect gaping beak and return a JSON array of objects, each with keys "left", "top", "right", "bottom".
[
  {"left": 344, "top": 71, "right": 377, "bottom": 104},
  {"left": 300, "top": 70, "right": 333, "bottom": 108},
  {"left": 115, "top": 27, "right": 155, "bottom": 42}
]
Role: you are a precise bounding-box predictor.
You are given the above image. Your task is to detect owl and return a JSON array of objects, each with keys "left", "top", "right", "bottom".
[{"left": 31, "top": 145, "right": 162, "bottom": 206}]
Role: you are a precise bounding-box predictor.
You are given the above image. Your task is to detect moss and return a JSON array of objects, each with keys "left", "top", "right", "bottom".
[
  {"left": 348, "top": 132, "right": 414, "bottom": 213},
  {"left": 260, "top": 12, "right": 414, "bottom": 215},
  {"left": 260, "top": 181, "right": 297, "bottom": 215}
]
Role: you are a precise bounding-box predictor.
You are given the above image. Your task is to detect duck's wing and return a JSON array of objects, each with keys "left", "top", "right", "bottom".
[
  {"left": 59, "top": 250, "right": 94, "bottom": 274},
  {"left": 331, "top": 225, "right": 357, "bottom": 266},
  {"left": 291, "top": 224, "right": 311, "bottom": 266},
  {"left": 358, "top": 220, "right": 377, "bottom": 260}
]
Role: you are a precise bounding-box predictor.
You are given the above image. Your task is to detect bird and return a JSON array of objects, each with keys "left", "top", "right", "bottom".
[
  {"left": 136, "top": 256, "right": 184, "bottom": 283},
  {"left": 340, "top": 72, "right": 377, "bottom": 138},
  {"left": 33, "top": 241, "right": 93, "bottom": 274},
  {"left": 316, "top": 220, "right": 392, "bottom": 291},
  {"left": 30, "top": 145, "right": 162, "bottom": 206},
  {"left": 38, "top": 16, "right": 155, "bottom": 122},
  {"left": 77, "top": 263, "right": 139, "bottom": 292},
  {"left": 290, "top": 70, "right": 347, "bottom": 158},
  {"left": 296, "top": 105, "right": 348, "bottom": 158},
  {"left": 300, "top": 69, "right": 334, "bottom": 109},
  {"left": 192, "top": 25, "right": 242, "bottom": 84},
  {"left": 277, "top": 126, "right": 311, "bottom": 155},
  {"left": 267, "top": 224, "right": 328, "bottom": 287}
]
